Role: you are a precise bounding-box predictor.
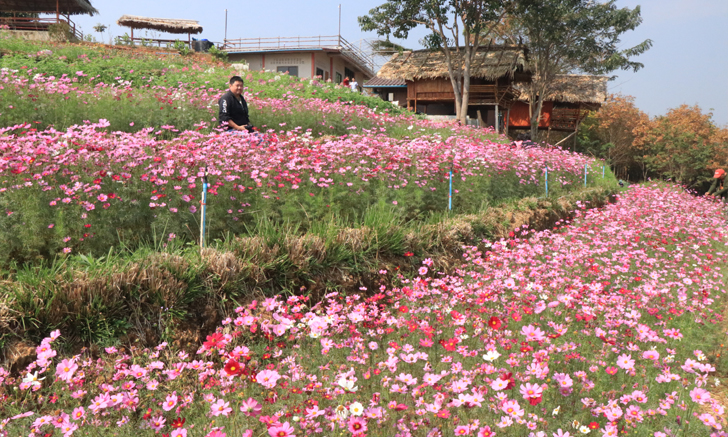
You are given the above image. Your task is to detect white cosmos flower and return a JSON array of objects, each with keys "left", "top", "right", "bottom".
[
  {"left": 483, "top": 350, "right": 501, "bottom": 362},
  {"left": 337, "top": 378, "right": 358, "bottom": 392},
  {"left": 349, "top": 402, "right": 364, "bottom": 416},
  {"left": 22, "top": 371, "right": 45, "bottom": 388}
]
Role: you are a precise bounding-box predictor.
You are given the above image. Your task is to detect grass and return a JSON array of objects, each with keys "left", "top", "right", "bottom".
[{"left": 0, "top": 185, "right": 617, "bottom": 353}]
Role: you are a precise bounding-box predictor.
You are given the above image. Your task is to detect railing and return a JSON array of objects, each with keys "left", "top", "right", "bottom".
[
  {"left": 221, "top": 35, "right": 374, "bottom": 75},
  {"left": 129, "top": 37, "right": 187, "bottom": 48},
  {"left": 412, "top": 85, "right": 521, "bottom": 105},
  {"left": 550, "top": 108, "right": 591, "bottom": 130},
  {"left": 0, "top": 16, "right": 83, "bottom": 40}
]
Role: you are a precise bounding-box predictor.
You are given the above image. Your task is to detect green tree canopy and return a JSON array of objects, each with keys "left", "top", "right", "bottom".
[
  {"left": 359, "top": 0, "right": 512, "bottom": 124},
  {"left": 503, "top": 0, "right": 652, "bottom": 138}
]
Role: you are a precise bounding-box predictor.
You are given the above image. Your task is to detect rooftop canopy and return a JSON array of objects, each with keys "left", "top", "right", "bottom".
[
  {"left": 377, "top": 46, "right": 529, "bottom": 82},
  {"left": 116, "top": 15, "right": 203, "bottom": 34},
  {"left": 514, "top": 75, "right": 608, "bottom": 104},
  {"left": 0, "top": 0, "right": 97, "bottom": 15}
]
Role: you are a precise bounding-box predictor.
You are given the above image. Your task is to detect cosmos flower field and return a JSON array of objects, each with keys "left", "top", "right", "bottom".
[{"left": 2, "top": 184, "right": 727, "bottom": 437}]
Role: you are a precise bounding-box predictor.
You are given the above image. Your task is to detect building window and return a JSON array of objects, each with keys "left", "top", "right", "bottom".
[
  {"left": 316, "top": 68, "right": 324, "bottom": 78},
  {"left": 344, "top": 67, "right": 355, "bottom": 80},
  {"left": 335, "top": 72, "right": 342, "bottom": 83},
  {"left": 277, "top": 66, "right": 299, "bottom": 77}
]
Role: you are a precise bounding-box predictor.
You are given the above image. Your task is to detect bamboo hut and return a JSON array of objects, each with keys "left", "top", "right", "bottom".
[
  {"left": 510, "top": 75, "right": 608, "bottom": 133},
  {"left": 0, "top": 0, "right": 96, "bottom": 39},
  {"left": 116, "top": 15, "right": 203, "bottom": 46},
  {"left": 375, "top": 46, "right": 530, "bottom": 129}
]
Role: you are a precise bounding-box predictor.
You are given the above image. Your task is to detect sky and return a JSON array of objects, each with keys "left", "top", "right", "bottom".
[{"left": 63, "top": 0, "right": 727, "bottom": 126}]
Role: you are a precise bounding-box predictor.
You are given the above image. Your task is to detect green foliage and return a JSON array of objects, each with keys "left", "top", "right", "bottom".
[
  {"left": 1, "top": 185, "right": 617, "bottom": 348},
  {"left": 359, "top": 0, "right": 512, "bottom": 123},
  {"left": 507, "top": 0, "right": 652, "bottom": 137},
  {"left": 172, "top": 40, "right": 192, "bottom": 56},
  {"left": 47, "top": 22, "right": 73, "bottom": 42},
  {"left": 207, "top": 45, "right": 228, "bottom": 61}
]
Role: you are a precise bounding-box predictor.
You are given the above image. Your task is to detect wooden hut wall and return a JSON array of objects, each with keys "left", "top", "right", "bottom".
[
  {"left": 508, "top": 101, "right": 552, "bottom": 128},
  {"left": 407, "top": 79, "right": 454, "bottom": 101}
]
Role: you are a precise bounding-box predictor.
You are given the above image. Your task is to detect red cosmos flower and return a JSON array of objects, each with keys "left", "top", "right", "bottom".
[
  {"left": 203, "top": 332, "right": 225, "bottom": 349},
  {"left": 439, "top": 337, "right": 460, "bottom": 351},
  {"left": 142, "top": 408, "right": 152, "bottom": 420},
  {"left": 404, "top": 251, "right": 414, "bottom": 257},
  {"left": 499, "top": 372, "right": 516, "bottom": 390},
  {"left": 488, "top": 316, "right": 502, "bottom": 330},
  {"left": 171, "top": 417, "right": 185, "bottom": 428},
  {"left": 528, "top": 395, "right": 542, "bottom": 406},
  {"left": 436, "top": 409, "right": 451, "bottom": 418},
  {"left": 588, "top": 422, "right": 599, "bottom": 430},
  {"left": 398, "top": 305, "right": 409, "bottom": 313},
  {"left": 224, "top": 359, "right": 243, "bottom": 376}
]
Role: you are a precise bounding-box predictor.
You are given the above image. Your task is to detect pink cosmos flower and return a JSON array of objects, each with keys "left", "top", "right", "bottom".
[
  {"left": 240, "top": 397, "right": 262, "bottom": 417},
  {"left": 454, "top": 425, "right": 471, "bottom": 435},
  {"left": 642, "top": 350, "right": 659, "bottom": 360},
  {"left": 347, "top": 416, "right": 367, "bottom": 434},
  {"left": 521, "top": 325, "right": 546, "bottom": 342},
  {"left": 268, "top": 421, "right": 295, "bottom": 437},
  {"left": 689, "top": 387, "right": 710, "bottom": 404},
  {"left": 519, "top": 383, "right": 543, "bottom": 400},
  {"left": 256, "top": 369, "right": 281, "bottom": 389},
  {"left": 162, "top": 393, "right": 178, "bottom": 412},
  {"left": 171, "top": 429, "right": 187, "bottom": 437},
  {"left": 616, "top": 354, "right": 635, "bottom": 370},
  {"left": 55, "top": 358, "right": 77, "bottom": 382},
  {"left": 209, "top": 398, "right": 232, "bottom": 417},
  {"left": 149, "top": 415, "right": 166, "bottom": 432}
]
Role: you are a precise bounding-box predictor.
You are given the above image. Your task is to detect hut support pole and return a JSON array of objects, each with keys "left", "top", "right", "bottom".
[
  {"left": 56, "top": 0, "right": 59, "bottom": 22},
  {"left": 505, "top": 108, "right": 510, "bottom": 137},
  {"left": 188, "top": 33, "right": 191, "bottom": 48},
  {"left": 495, "top": 105, "right": 500, "bottom": 134},
  {"left": 131, "top": 28, "right": 134, "bottom": 40}
]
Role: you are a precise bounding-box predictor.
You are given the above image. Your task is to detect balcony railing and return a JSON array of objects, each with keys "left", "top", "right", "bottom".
[
  {"left": 0, "top": 16, "right": 83, "bottom": 40},
  {"left": 221, "top": 35, "right": 374, "bottom": 75}
]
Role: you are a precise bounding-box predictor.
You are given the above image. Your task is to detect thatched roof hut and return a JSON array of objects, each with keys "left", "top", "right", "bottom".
[
  {"left": 0, "top": 0, "right": 97, "bottom": 14},
  {"left": 514, "top": 75, "right": 608, "bottom": 104},
  {"left": 377, "top": 46, "right": 528, "bottom": 81},
  {"left": 116, "top": 15, "right": 203, "bottom": 34}
]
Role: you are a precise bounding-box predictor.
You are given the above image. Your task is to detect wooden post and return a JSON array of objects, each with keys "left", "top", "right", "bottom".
[
  {"left": 188, "top": 33, "right": 191, "bottom": 49},
  {"left": 495, "top": 105, "right": 500, "bottom": 134},
  {"left": 413, "top": 81, "right": 417, "bottom": 113},
  {"left": 56, "top": 0, "right": 59, "bottom": 22},
  {"left": 131, "top": 28, "right": 134, "bottom": 40},
  {"left": 477, "top": 110, "right": 484, "bottom": 128},
  {"left": 505, "top": 108, "right": 510, "bottom": 137}
]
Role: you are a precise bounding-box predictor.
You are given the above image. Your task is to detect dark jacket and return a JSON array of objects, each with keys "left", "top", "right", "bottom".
[
  {"left": 707, "top": 178, "right": 728, "bottom": 197},
  {"left": 218, "top": 91, "right": 250, "bottom": 130}
]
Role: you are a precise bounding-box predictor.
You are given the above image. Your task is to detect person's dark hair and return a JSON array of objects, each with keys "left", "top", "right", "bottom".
[
  {"left": 516, "top": 132, "right": 531, "bottom": 142},
  {"left": 229, "top": 76, "right": 244, "bottom": 86}
]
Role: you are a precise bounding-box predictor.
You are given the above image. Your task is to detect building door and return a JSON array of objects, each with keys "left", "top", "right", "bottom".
[{"left": 316, "top": 68, "right": 324, "bottom": 79}]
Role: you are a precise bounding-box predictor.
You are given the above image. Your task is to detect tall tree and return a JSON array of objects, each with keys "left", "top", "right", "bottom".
[
  {"left": 502, "top": 0, "right": 652, "bottom": 138},
  {"left": 359, "top": 0, "right": 511, "bottom": 124}
]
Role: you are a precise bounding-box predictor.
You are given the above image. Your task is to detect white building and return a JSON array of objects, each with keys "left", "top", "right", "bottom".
[{"left": 222, "top": 35, "right": 374, "bottom": 85}]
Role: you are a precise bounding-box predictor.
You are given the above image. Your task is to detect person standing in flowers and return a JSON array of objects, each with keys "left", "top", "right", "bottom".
[
  {"left": 218, "top": 76, "right": 255, "bottom": 133},
  {"left": 706, "top": 169, "right": 728, "bottom": 201}
]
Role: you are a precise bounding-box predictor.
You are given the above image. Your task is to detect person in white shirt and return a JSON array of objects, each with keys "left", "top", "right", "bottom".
[{"left": 350, "top": 79, "right": 359, "bottom": 92}]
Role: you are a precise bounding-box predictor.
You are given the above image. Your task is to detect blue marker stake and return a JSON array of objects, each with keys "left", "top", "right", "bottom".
[
  {"left": 602, "top": 165, "right": 605, "bottom": 179},
  {"left": 448, "top": 170, "right": 453, "bottom": 211},
  {"left": 545, "top": 166, "right": 549, "bottom": 196},
  {"left": 200, "top": 171, "right": 208, "bottom": 251},
  {"left": 584, "top": 163, "right": 588, "bottom": 187}
]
